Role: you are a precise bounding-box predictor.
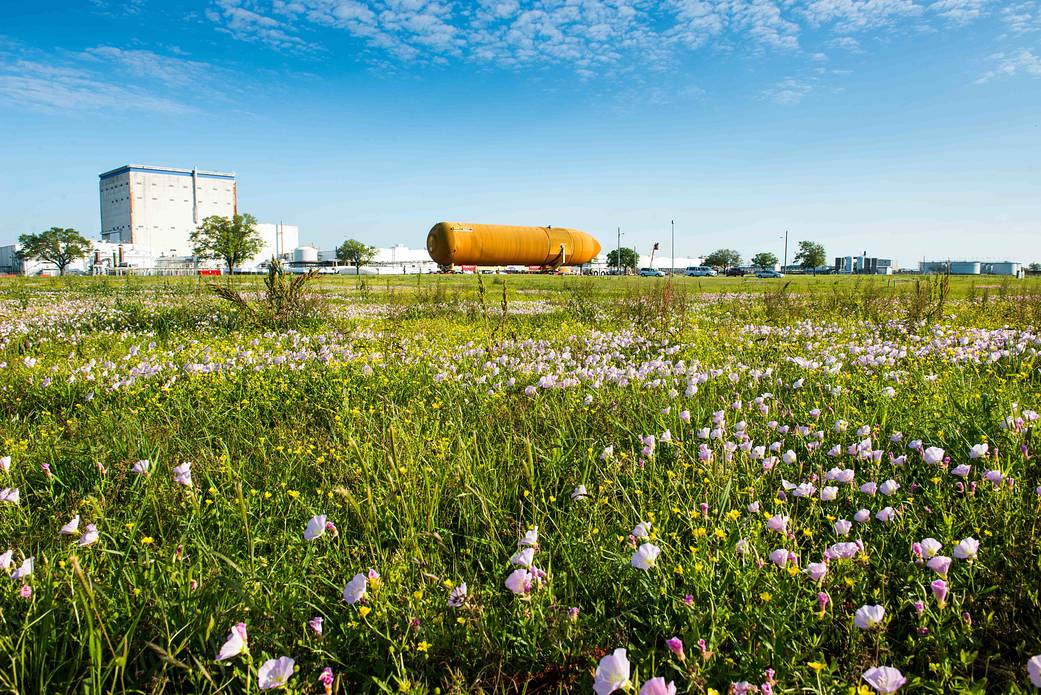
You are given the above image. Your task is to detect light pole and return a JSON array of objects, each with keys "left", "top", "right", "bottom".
[
  {"left": 616, "top": 227, "right": 623, "bottom": 276},
  {"left": 671, "top": 219, "right": 675, "bottom": 276},
  {"left": 781, "top": 229, "right": 789, "bottom": 271}
]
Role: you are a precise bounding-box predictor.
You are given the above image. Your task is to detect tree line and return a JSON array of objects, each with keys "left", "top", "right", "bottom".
[
  {"left": 15, "top": 215, "right": 378, "bottom": 275},
  {"left": 605, "top": 241, "right": 828, "bottom": 273}
]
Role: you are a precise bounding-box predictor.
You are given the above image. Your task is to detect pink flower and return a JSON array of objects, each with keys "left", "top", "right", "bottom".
[
  {"left": 19, "top": 583, "right": 31, "bottom": 599},
  {"left": 766, "top": 515, "right": 788, "bottom": 534},
  {"left": 308, "top": 617, "right": 323, "bottom": 636},
  {"left": 257, "top": 656, "right": 294, "bottom": 690},
  {"left": 0, "top": 456, "right": 9, "bottom": 472},
  {"left": 833, "top": 519, "right": 852, "bottom": 536},
  {"left": 665, "top": 636, "right": 685, "bottom": 661},
  {"left": 862, "top": 666, "right": 907, "bottom": 693},
  {"left": 172, "top": 462, "right": 192, "bottom": 487},
  {"left": 0, "top": 488, "right": 20, "bottom": 505},
  {"left": 638, "top": 677, "right": 676, "bottom": 695},
  {"left": 11, "top": 557, "right": 33, "bottom": 580},
  {"left": 593, "top": 648, "right": 630, "bottom": 695},
  {"left": 926, "top": 555, "right": 951, "bottom": 578},
  {"left": 803, "top": 562, "right": 828, "bottom": 582},
  {"left": 931, "top": 579, "right": 948, "bottom": 608},
  {"left": 919, "top": 538, "right": 942, "bottom": 559},
  {"left": 632, "top": 521, "right": 652, "bottom": 539},
  {"left": 131, "top": 459, "right": 150, "bottom": 476},
  {"left": 769, "top": 548, "right": 792, "bottom": 568},
  {"left": 216, "top": 623, "right": 248, "bottom": 661},
  {"left": 968, "top": 443, "right": 988, "bottom": 459},
  {"left": 319, "top": 667, "right": 334, "bottom": 693}
]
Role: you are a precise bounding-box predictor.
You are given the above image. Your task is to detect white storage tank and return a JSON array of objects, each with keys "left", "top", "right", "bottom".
[{"left": 293, "top": 246, "right": 319, "bottom": 264}]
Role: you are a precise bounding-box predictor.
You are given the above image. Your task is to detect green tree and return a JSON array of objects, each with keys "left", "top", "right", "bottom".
[
  {"left": 794, "top": 240, "right": 827, "bottom": 274},
  {"left": 704, "top": 249, "right": 742, "bottom": 272},
  {"left": 190, "top": 213, "right": 263, "bottom": 274},
  {"left": 336, "top": 239, "right": 377, "bottom": 273},
  {"left": 751, "top": 252, "right": 779, "bottom": 270},
  {"left": 1028, "top": 262, "right": 1041, "bottom": 273},
  {"left": 606, "top": 247, "right": 639, "bottom": 273},
  {"left": 17, "top": 227, "right": 91, "bottom": 275}
]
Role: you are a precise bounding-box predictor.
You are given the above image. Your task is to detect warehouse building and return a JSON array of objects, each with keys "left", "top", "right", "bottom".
[
  {"left": 920, "top": 260, "right": 1022, "bottom": 276},
  {"left": 99, "top": 164, "right": 237, "bottom": 257}
]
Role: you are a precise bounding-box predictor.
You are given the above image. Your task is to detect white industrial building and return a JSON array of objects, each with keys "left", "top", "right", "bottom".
[{"left": 100, "top": 165, "right": 237, "bottom": 257}]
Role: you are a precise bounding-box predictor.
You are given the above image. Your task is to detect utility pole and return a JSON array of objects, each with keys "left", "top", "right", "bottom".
[
  {"left": 671, "top": 219, "right": 675, "bottom": 276},
  {"left": 783, "top": 229, "right": 789, "bottom": 271}
]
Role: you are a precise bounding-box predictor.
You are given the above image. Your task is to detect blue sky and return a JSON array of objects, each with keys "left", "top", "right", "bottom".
[{"left": 1, "top": 0, "right": 1040, "bottom": 265}]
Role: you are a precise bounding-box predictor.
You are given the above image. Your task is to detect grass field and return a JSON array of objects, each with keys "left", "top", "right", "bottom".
[{"left": 1, "top": 273, "right": 1040, "bottom": 693}]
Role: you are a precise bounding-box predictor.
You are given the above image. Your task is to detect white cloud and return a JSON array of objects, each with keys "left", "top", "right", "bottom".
[
  {"left": 977, "top": 48, "right": 1041, "bottom": 82},
  {"left": 799, "top": 0, "right": 922, "bottom": 31},
  {"left": 763, "top": 76, "right": 813, "bottom": 104},
  {"left": 930, "top": 0, "right": 989, "bottom": 23},
  {"left": 79, "top": 46, "right": 217, "bottom": 88},
  {"left": 0, "top": 59, "right": 194, "bottom": 114},
  {"left": 1000, "top": 1, "right": 1041, "bottom": 33}
]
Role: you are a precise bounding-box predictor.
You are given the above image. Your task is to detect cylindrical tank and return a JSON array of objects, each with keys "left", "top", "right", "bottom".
[
  {"left": 426, "top": 222, "right": 601, "bottom": 267},
  {"left": 949, "top": 261, "right": 980, "bottom": 275},
  {"left": 294, "top": 246, "right": 319, "bottom": 263}
]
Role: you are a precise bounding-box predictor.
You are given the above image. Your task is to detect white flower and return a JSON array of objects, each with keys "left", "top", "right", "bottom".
[
  {"left": 879, "top": 480, "right": 900, "bottom": 496},
  {"left": 518, "top": 527, "right": 539, "bottom": 547},
  {"left": 923, "top": 447, "right": 945, "bottom": 464},
  {"left": 0, "top": 456, "right": 10, "bottom": 472},
  {"left": 304, "top": 515, "right": 326, "bottom": 541},
  {"left": 257, "top": 656, "right": 294, "bottom": 690},
  {"left": 510, "top": 548, "right": 535, "bottom": 567},
  {"left": 631, "top": 543, "right": 660, "bottom": 571},
  {"left": 854, "top": 604, "right": 886, "bottom": 630},
  {"left": 447, "top": 582, "right": 468, "bottom": 608},
  {"left": 79, "top": 524, "right": 99, "bottom": 547},
  {"left": 920, "top": 538, "right": 942, "bottom": 559},
  {"left": 216, "top": 623, "right": 248, "bottom": 661},
  {"left": 173, "top": 462, "right": 192, "bottom": 487},
  {"left": 953, "top": 537, "right": 979, "bottom": 561},
  {"left": 631, "top": 521, "right": 652, "bottom": 539},
  {"left": 60, "top": 514, "right": 80, "bottom": 535},
  {"left": 854, "top": 509, "right": 871, "bottom": 523},
  {"left": 593, "top": 648, "right": 631, "bottom": 695},
  {"left": 505, "top": 568, "right": 532, "bottom": 595},
  {"left": 571, "top": 485, "right": 588, "bottom": 500},
  {"left": 862, "top": 666, "right": 907, "bottom": 693},
  {"left": 968, "top": 443, "right": 988, "bottom": 459},
  {"left": 10, "top": 557, "right": 33, "bottom": 580},
  {"left": 833, "top": 519, "right": 852, "bottom": 536},
  {"left": 1027, "top": 654, "right": 1041, "bottom": 688},
  {"left": 343, "top": 572, "right": 367, "bottom": 604},
  {"left": 875, "top": 507, "right": 896, "bottom": 522},
  {"left": 131, "top": 459, "right": 150, "bottom": 476},
  {"left": 820, "top": 486, "right": 838, "bottom": 501},
  {"left": 0, "top": 549, "right": 12, "bottom": 571},
  {"left": 0, "top": 487, "right": 19, "bottom": 505}
]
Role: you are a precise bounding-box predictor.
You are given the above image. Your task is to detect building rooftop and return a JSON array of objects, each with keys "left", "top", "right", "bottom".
[{"left": 99, "top": 164, "right": 236, "bottom": 180}]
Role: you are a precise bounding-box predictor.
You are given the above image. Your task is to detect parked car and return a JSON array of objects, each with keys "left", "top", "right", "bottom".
[
  {"left": 756, "top": 270, "right": 785, "bottom": 278},
  {"left": 684, "top": 266, "right": 717, "bottom": 277},
  {"left": 639, "top": 267, "right": 666, "bottom": 277},
  {"left": 725, "top": 267, "right": 746, "bottom": 277}
]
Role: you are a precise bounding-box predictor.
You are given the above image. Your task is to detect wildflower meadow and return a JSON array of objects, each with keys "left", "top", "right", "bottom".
[{"left": 1, "top": 273, "right": 1040, "bottom": 694}]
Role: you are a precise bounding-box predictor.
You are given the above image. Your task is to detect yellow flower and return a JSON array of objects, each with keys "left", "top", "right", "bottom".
[
  {"left": 358, "top": 605, "right": 372, "bottom": 618},
  {"left": 674, "top": 565, "right": 684, "bottom": 576},
  {"left": 141, "top": 536, "right": 154, "bottom": 545},
  {"left": 714, "top": 528, "right": 727, "bottom": 539},
  {"left": 760, "top": 592, "right": 772, "bottom": 602},
  {"left": 413, "top": 590, "right": 423, "bottom": 601},
  {"left": 456, "top": 617, "right": 466, "bottom": 625},
  {"left": 417, "top": 641, "right": 430, "bottom": 653},
  {"left": 443, "top": 579, "right": 454, "bottom": 589},
  {"left": 808, "top": 661, "right": 827, "bottom": 672}
]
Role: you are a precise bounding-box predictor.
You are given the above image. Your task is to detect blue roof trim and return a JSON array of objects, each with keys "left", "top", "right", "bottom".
[{"left": 99, "top": 166, "right": 236, "bottom": 182}]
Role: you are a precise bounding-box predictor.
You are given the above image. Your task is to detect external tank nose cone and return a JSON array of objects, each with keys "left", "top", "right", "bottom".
[{"left": 426, "top": 225, "right": 450, "bottom": 265}]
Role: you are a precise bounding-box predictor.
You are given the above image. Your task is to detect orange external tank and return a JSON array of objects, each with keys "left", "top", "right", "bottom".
[{"left": 426, "top": 222, "right": 601, "bottom": 267}]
